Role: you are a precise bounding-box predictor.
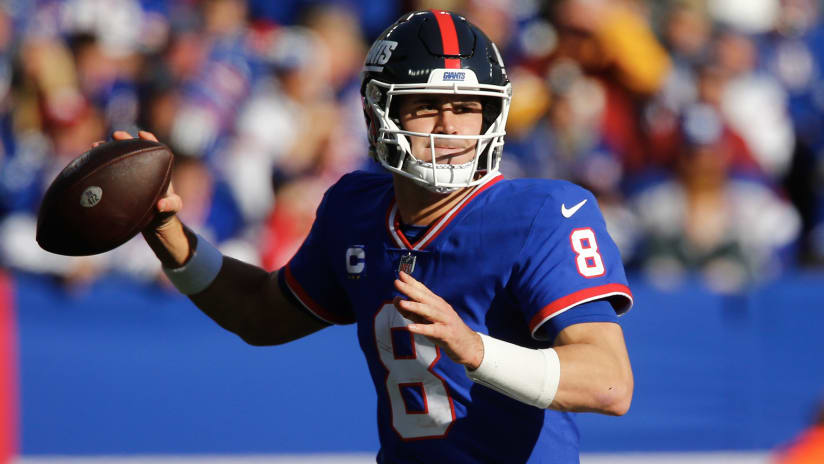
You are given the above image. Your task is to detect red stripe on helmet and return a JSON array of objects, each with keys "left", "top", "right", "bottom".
[{"left": 431, "top": 10, "right": 461, "bottom": 69}]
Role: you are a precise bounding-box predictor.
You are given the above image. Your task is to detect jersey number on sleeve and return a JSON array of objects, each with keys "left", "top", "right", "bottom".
[
  {"left": 570, "top": 228, "right": 605, "bottom": 277},
  {"left": 374, "top": 303, "right": 455, "bottom": 440}
]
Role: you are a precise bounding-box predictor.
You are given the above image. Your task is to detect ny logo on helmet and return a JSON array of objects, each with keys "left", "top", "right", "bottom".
[
  {"left": 443, "top": 71, "right": 466, "bottom": 81},
  {"left": 365, "top": 40, "right": 398, "bottom": 71}
]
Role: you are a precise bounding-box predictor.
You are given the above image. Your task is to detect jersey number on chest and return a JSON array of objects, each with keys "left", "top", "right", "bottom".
[{"left": 374, "top": 303, "right": 456, "bottom": 440}]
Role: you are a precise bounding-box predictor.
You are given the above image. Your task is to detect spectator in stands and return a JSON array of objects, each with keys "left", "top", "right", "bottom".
[
  {"left": 713, "top": 28, "right": 796, "bottom": 181},
  {"left": 643, "top": 1, "right": 711, "bottom": 171},
  {"left": 632, "top": 103, "right": 801, "bottom": 292},
  {"left": 298, "top": 4, "right": 370, "bottom": 179},
  {"left": 0, "top": 30, "right": 108, "bottom": 288},
  {"left": 0, "top": 6, "right": 12, "bottom": 137},
  {"left": 550, "top": 0, "right": 671, "bottom": 181},
  {"left": 259, "top": 177, "right": 328, "bottom": 271},
  {"left": 648, "top": 61, "right": 765, "bottom": 183},
  {"left": 757, "top": 0, "right": 824, "bottom": 265},
  {"left": 4, "top": 0, "right": 824, "bottom": 289},
  {"left": 166, "top": 154, "right": 254, "bottom": 267},
  {"left": 223, "top": 26, "right": 330, "bottom": 226}
]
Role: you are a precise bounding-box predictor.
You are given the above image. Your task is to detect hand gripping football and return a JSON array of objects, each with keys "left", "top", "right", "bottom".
[{"left": 36, "top": 138, "right": 174, "bottom": 256}]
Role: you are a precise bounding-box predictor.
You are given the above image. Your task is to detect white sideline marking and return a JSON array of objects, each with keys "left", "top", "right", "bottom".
[
  {"left": 581, "top": 452, "right": 772, "bottom": 464},
  {"left": 14, "top": 452, "right": 773, "bottom": 464}
]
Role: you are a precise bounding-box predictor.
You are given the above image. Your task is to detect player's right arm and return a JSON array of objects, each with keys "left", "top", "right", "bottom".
[
  {"left": 193, "top": 254, "right": 329, "bottom": 346},
  {"left": 116, "top": 131, "right": 328, "bottom": 346},
  {"left": 149, "top": 215, "right": 328, "bottom": 346}
]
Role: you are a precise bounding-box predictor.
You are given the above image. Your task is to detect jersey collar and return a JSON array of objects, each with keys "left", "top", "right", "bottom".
[{"left": 385, "top": 174, "right": 503, "bottom": 250}]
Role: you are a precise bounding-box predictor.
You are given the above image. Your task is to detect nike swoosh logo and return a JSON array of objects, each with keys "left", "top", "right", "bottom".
[{"left": 561, "top": 199, "right": 587, "bottom": 218}]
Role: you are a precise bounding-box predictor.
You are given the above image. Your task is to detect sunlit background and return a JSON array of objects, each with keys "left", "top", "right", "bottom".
[{"left": 1, "top": 0, "right": 824, "bottom": 462}]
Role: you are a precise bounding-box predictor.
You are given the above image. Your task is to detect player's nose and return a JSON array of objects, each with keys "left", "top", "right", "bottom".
[{"left": 432, "top": 106, "right": 459, "bottom": 135}]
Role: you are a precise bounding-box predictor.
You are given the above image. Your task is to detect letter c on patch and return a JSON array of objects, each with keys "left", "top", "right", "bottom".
[{"left": 346, "top": 246, "right": 366, "bottom": 275}]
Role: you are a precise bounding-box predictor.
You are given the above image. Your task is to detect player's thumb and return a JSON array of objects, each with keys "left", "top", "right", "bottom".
[
  {"left": 158, "top": 194, "right": 183, "bottom": 214},
  {"left": 157, "top": 183, "right": 182, "bottom": 213}
]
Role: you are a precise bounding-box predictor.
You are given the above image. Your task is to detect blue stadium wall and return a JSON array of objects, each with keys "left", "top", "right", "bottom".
[{"left": 10, "top": 270, "right": 824, "bottom": 456}]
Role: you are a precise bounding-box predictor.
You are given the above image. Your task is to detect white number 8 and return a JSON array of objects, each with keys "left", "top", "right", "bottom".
[
  {"left": 374, "top": 303, "right": 455, "bottom": 440},
  {"left": 570, "top": 228, "right": 605, "bottom": 277}
]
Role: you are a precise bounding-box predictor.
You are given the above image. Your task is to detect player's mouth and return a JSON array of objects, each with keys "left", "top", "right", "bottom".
[{"left": 431, "top": 146, "right": 474, "bottom": 164}]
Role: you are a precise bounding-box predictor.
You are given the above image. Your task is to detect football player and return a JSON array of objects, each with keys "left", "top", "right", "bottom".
[{"left": 130, "top": 10, "right": 634, "bottom": 463}]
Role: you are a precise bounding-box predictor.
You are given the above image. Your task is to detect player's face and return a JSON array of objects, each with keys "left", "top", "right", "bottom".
[{"left": 397, "top": 94, "right": 484, "bottom": 165}]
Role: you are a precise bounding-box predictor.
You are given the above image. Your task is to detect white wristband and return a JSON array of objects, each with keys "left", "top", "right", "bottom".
[
  {"left": 465, "top": 333, "right": 561, "bottom": 409},
  {"left": 163, "top": 233, "right": 223, "bottom": 295}
]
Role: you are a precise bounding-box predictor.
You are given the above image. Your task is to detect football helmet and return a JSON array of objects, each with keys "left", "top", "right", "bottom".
[{"left": 361, "top": 10, "right": 512, "bottom": 193}]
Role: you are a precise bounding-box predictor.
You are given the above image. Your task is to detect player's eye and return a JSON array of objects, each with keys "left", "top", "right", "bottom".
[
  {"left": 414, "top": 103, "right": 438, "bottom": 115},
  {"left": 453, "top": 102, "right": 482, "bottom": 114}
]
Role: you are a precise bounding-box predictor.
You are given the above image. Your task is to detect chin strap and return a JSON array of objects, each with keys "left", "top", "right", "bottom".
[{"left": 402, "top": 157, "right": 476, "bottom": 192}]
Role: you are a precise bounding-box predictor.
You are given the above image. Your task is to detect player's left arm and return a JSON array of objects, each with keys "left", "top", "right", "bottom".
[
  {"left": 394, "top": 273, "right": 633, "bottom": 416},
  {"left": 550, "top": 321, "right": 632, "bottom": 415}
]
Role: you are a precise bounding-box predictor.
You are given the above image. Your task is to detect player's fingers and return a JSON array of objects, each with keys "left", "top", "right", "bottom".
[
  {"left": 398, "top": 272, "right": 448, "bottom": 305},
  {"left": 395, "top": 298, "right": 440, "bottom": 323},
  {"left": 153, "top": 182, "right": 180, "bottom": 219},
  {"left": 112, "top": 130, "right": 133, "bottom": 140},
  {"left": 157, "top": 193, "right": 183, "bottom": 214},
  {"left": 398, "top": 271, "right": 435, "bottom": 295},
  {"left": 137, "top": 130, "right": 159, "bottom": 142},
  {"left": 392, "top": 297, "right": 427, "bottom": 324},
  {"left": 92, "top": 140, "right": 105, "bottom": 148},
  {"left": 394, "top": 278, "right": 436, "bottom": 305},
  {"left": 407, "top": 323, "right": 440, "bottom": 339}
]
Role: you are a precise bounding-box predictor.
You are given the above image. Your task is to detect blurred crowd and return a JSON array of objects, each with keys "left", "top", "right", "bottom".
[{"left": 1, "top": 0, "right": 823, "bottom": 294}]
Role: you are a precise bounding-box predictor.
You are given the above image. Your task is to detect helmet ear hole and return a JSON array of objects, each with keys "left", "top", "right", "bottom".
[
  {"left": 366, "top": 81, "right": 386, "bottom": 108},
  {"left": 481, "top": 97, "right": 501, "bottom": 133},
  {"left": 388, "top": 98, "right": 401, "bottom": 127},
  {"left": 385, "top": 144, "right": 402, "bottom": 167}
]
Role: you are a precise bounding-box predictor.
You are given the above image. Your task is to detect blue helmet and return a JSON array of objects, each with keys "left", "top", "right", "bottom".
[{"left": 360, "top": 10, "right": 512, "bottom": 192}]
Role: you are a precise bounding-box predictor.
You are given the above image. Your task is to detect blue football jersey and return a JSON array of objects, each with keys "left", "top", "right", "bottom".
[{"left": 282, "top": 171, "right": 633, "bottom": 463}]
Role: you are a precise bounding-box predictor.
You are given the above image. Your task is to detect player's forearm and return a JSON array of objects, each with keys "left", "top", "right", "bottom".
[
  {"left": 465, "top": 327, "right": 632, "bottom": 415},
  {"left": 183, "top": 256, "right": 326, "bottom": 345},
  {"left": 551, "top": 339, "right": 633, "bottom": 415},
  {"left": 149, "top": 227, "right": 326, "bottom": 346},
  {"left": 188, "top": 257, "right": 305, "bottom": 345},
  {"left": 142, "top": 219, "right": 277, "bottom": 342}
]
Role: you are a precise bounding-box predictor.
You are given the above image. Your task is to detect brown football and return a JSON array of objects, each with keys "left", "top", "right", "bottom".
[{"left": 36, "top": 139, "right": 174, "bottom": 256}]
